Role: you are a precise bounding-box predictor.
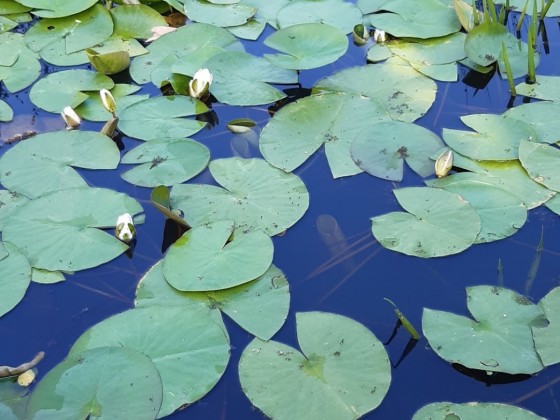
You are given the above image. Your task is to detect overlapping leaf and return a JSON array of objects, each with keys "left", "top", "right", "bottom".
[
  {"left": 0, "top": 242, "right": 31, "bottom": 319},
  {"left": 170, "top": 158, "right": 309, "bottom": 236}
]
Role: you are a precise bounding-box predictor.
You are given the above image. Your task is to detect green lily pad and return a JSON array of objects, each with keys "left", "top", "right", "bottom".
[
  {"left": 411, "top": 61, "right": 458, "bottom": 82},
  {"left": 239, "top": 311, "right": 391, "bottom": 420},
  {"left": 0, "top": 32, "right": 40, "bottom": 93},
  {"left": 111, "top": 3, "right": 167, "bottom": 39},
  {"left": 26, "top": 346, "right": 162, "bottom": 420},
  {"left": 368, "top": 0, "right": 461, "bottom": 39},
  {"left": 136, "top": 260, "right": 290, "bottom": 340},
  {"left": 170, "top": 157, "right": 309, "bottom": 236},
  {"left": 69, "top": 305, "right": 230, "bottom": 418},
  {"left": 121, "top": 138, "right": 210, "bottom": 187},
  {"left": 24, "top": 5, "right": 113, "bottom": 54},
  {"left": 515, "top": 75, "right": 560, "bottom": 101},
  {"left": 130, "top": 23, "right": 243, "bottom": 85},
  {"left": 31, "top": 268, "right": 66, "bottom": 284},
  {"left": 426, "top": 180, "right": 527, "bottom": 243},
  {"left": 0, "top": 99, "right": 12, "bottom": 121},
  {"left": 263, "top": 23, "right": 348, "bottom": 70},
  {"left": 423, "top": 285, "right": 546, "bottom": 374},
  {"left": 413, "top": 402, "right": 546, "bottom": 420},
  {"left": 351, "top": 120, "right": 444, "bottom": 181},
  {"left": 29, "top": 69, "right": 114, "bottom": 113},
  {"left": 0, "top": 1, "right": 32, "bottom": 14},
  {"left": 75, "top": 84, "right": 145, "bottom": 122},
  {"left": 314, "top": 63, "right": 437, "bottom": 122},
  {"left": 118, "top": 95, "right": 208, "bottom": 141},
  {"left": 0, "top": 130, "right": 120, "bottom": 199},
  {"left": 0, "top": 242, "right": 31, "bottom": 319},
  {"left": 464, "top": 20, "right": 509, "bottom": 66},
  {"left": 163, "top": 220, "right": 273, "bottom": 291},
  {"left": 227, "top": 18, "right": 267, "bottom": 40},
  {"left": 0, "top": 190, "right": 28, "bottom": 230},
  {"left": 388, "top": 32, "right": 466, "bottom": 66},
  {"left": 533, "top": 286, "right": 560, "bottom": 366},
  {"left": 239, "top": 0, "right": 294, "bottom": 29},
  {"left": 545, "top": 194, "right": 560, "bottom": 216},
  {"left": 0, "top": 15, "right": 17, "bottom": 33},
  {"left": 503, "top": 102, "right": 560, "bottom": 144},
  {"left": 443, "top": 114, "right": 538, "bottom": 161},
  {"left": 17, "top": 0, "right": 98, "bottom": 18},
  {"left": 204, "top": 51, "right": 298, "bottom": 105},
  {"left": 497, "top": 33, "right": 539, "bottom": 79},
  {"left": 276, "top": 0, "right": 363, "bottom": 34},
  {"left": 260, "top": 92, "right": 390, "bottom": 178},
  {"left": 371, "top": 187, "right": 481, "bottom": 258},
  {"left": 184, "top": 0, "right": 257, "bottom": 27},
  {"left": 2, "top": 187, "right": 143, "bottom": 272},
  {"left": 519, "top": 140, "right": 560, "bottom": 192},
  {"left": 86, "top": 48, "right": 130, "bottom": 75}
]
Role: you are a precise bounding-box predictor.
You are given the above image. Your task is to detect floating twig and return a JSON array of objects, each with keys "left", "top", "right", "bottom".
[{"left": 0, "top": 352, "right": 45, "bottom": 378}]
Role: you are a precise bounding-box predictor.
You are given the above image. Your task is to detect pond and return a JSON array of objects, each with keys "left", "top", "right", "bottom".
[{"left": 1, "top": 0, "right": 560, "bottom": 419}]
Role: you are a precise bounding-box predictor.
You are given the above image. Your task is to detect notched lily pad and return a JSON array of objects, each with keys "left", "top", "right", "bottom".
[
  {"left": 163, "top": 220, "right": 273, "bottom": 291},
  {"left": 239, "top": 311, "right": 391, "bottom": 419},
  {"left": 423, "top": 285, "right": 546, "bottom": 374},
  {"left": 413, "top": 401, "right": 546, "bottom": 419}
]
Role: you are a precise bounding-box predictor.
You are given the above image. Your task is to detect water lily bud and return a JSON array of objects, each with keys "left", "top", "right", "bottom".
[
  {"left": 100, "top": 89, "right": 117, "bottom": 115},
  {"left": 100, "top": 116, "right": 119, "bottom": 138},
  {"left": 61, "top": 106, "right": 81, "bottom": 130},
  {"left": 352, "top": 24, "right": 370, "bottom": 45},
  {"left": 188, "top": 68, "right": 213, "bottom": 99},
  {"left": 115, "top": 213, "right": 136, "bottom": 243},
  {"left": 373, "top": 29, "right": 387, "bottom": 43},
  {"left": 435, "top": 149, "right": 454, "bottom": 178}
]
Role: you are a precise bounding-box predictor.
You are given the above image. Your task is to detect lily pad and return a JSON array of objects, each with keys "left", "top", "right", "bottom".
[
  {"left": 170, "top": 157, "right": 309, "bottom": 236},
  {"left": 388, "top": 32, "right": 467, "bottom": 66},
  {"left": 519, "top": 140, "right": 560, "bottom": 192},
  {"left": 121, "top": 138, "right": 210, "bottom": 187},
  {"left": 136, "top": 260, "right": 290, "bottom": 340},
  {"left": 26, "top": 346, "right": 162, "bottom": 420},
  {"left": 515, "top": 75, "right": 560, "bottom": 101},
  {"left": 0, "top": 190, "right": 29, "bottom": 230},
  {"left": 447, "top": 155, "right": 556, "bottom": 209},
  {"left": 204, "top": 51, "right": 298, "bottom": 105},
  {"left": 423, "top": 285, "right": 546, "bottom": 374},
  {"left": 130, "top": 23, "right": 243, "bottom": 85},
  {"left": 118, "top": 95, "right": 208, "bottom": 141},
  {"left": 351, "top": 120, "right": 444, "bottom": 181},
  {"left": 263, "top": 23, "right": 348, "bottom": 70},
  {"left": 367, "top": 0, "right": 461, "bottom": 39},
  {"left": 0, "top": 130, "right": 120, "bottom": 199},
  {"left": 0, "top": 99, "right": 12, "bottom": 121},
  {"left": 2, "top": 187, "right": 143, "bottom": 272},
  {"left": 371, "top": 187, "right": 481, "bottom": 258},
  {"left": 0, "top": 377, "right": 29, "bottom": 419},
  {"left": 31, "top": 268, "right": 65, "bottom": 284},
  {"left": 260, "top": 92, "right": 390, "bottom": 178},
  {"left": 24, "top": 5, "right": 113, "bottom": 55},
  {"left": 163, "top": 220, "right": 273, "bottom": 291},
  {"left": 17, "top": 0, "right": 98, "bottom": 18},
  {"left": 426, "top": 180, "right": 527, "bottom": 243},
  {"left": 69, "top": 305, "right": 230, "bottom": 418},
  {"left": 503, "top": 102, "right": 560, "bottom": 144},
  {"left": 29, "top": 69, "right": 114, "bottom": 113},
  {"left": 184, "top": 0, "right": 257, "bottom": 27},
  {"left": 111, "top": 3, "right": 167, "bottom": 39},
  {"left": 464, "top": 21, "right": 509, "bottom": 66},
  {"left": 0, "top": 242, "right": 31, "bottom": 319},
  {"left": 413, "top": 402, "right": 546, "bottom": 420},
  {"left": 276, "top": 0, "right": 363, "bottom": 34},
  {"left": 533, "top": 286, "right": 560, "bottom": 366},
  {"left": 314, "top": 63, "right": 437, "bottom": 122},
  {"left": 443, "top": 114, "right": 538, "bottom": 161},
  {"left": 239, "top": 311, "right": 391, "bottom": 420},
  {"left": 0, "top": 33, "right": 40, "bottom": 93}
]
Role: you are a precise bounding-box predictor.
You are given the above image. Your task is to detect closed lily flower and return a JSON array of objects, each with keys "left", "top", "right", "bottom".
[
  {"left": 115, "top": 213, "right": 136, "bottom": 243},
  {"left": 373, "top": 29, "right": 387, "bottom": 43},
  {"left": 100, "top": 89, "right": 117, "bottom": 115},
  {"left": 435, "top": 149, "right": 454, "bottom": 178},
  {"left": 61, "top": 106, "right": 81, "bottom": 130},
  {"left": 188, "top": 68, "right": 213, "bottom": 99}
]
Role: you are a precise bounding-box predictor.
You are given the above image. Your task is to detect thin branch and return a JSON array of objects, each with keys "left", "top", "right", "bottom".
[{"left": 0, "top": 352, "right": 45, "bottom": 378}]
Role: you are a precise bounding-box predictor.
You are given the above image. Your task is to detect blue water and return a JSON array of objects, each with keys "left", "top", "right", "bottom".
[{"left": 1, "top": 14, "right": 560, "bottom": 420}]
